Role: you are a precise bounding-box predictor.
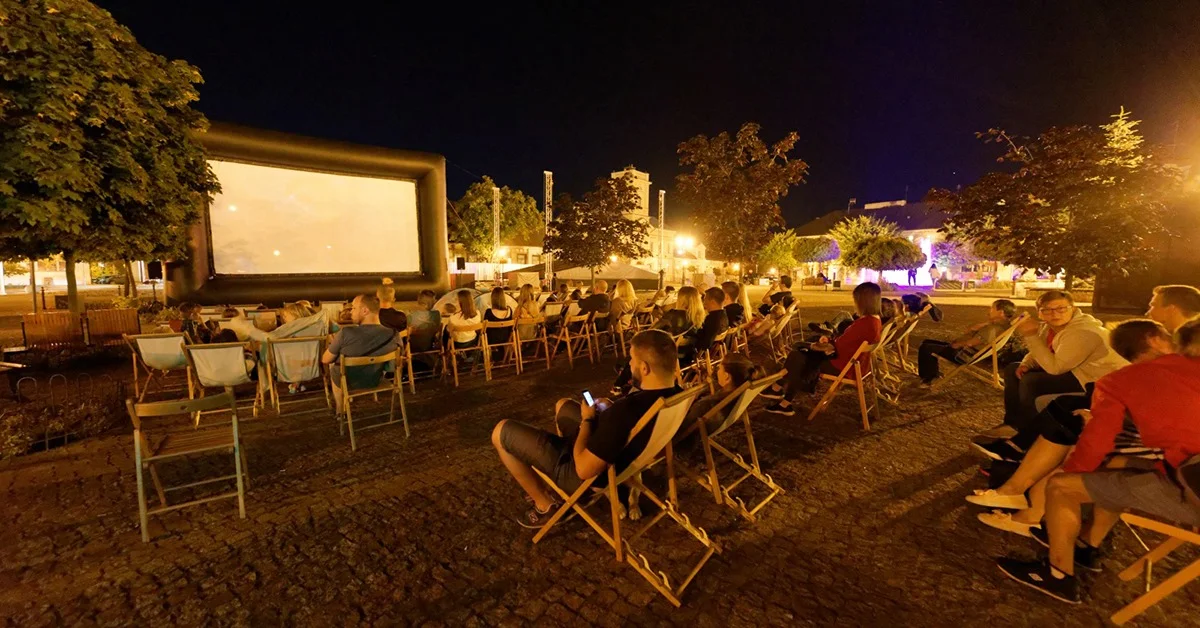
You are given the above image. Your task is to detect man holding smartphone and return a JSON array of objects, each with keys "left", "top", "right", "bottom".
[
  {"left": 758, "top": 274, "right": 794, "bottom": 317},
  {"left": 491, "top": 330, "right": 682, "bottom": 527}
]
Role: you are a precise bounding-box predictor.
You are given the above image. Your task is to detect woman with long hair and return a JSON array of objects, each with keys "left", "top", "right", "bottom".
[
  {"left": 449, "top": 289, "right": 482, "bottom": 347},
  {"left": 683, "top": 353, "right": 762, "bottom": 440},
  {"left": 610, "top": 279, "right": 638, "bottom": 329},
  {"left": 483, "top": 286, "right": 515, "bottom": 348},
  {"left": 514, "top": 284, "right": 540, "bottom": 341},
  {"left": 655, "top": 286, "right": 705, "bottom": 337}
]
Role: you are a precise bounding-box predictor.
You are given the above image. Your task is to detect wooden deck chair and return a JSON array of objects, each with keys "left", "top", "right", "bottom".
[
  {"left": 337, "top": 349, "right": 409, "bottom": 451},
  {"left": 551, "top": 314, "right": 595, "bottom": 368},
  {"left": 264, "top": 336, "right": 331, "bottom": 415},
  {"left": 184, "top": 342, "right": 263, "bottom": 424},
  {"left": 932, "top": 314, "right": 1027, "bottom": 391},
  {"left": 515, "top": 316, "right": 552, "bottom": 371},
  {"left": 483, "top": 319, "right": 522, "bottom": 380},
  {"left": 868, "top": 321, "right": 901, "bottom": 405},
  {"left": 1110, "top": 513, "right": 1200, "bottom": 625},
  {"left": 632, "top": 304, "right": 656, "bottom": 332},
  {"left": 767, "top": 304, "right": 799, "bottom": 365},
  {"left": 731, "top": 320, "right": 751, "bottom": 354},
  {"left": 679, "top": 370, "right": 788, "bottom": 521},
  {"left": 128, "top": 391, "right": 248, "bottom": 543},
  {"left": 806, "top": 341, "right": 881, "bottom": 430},
  {"left": 125, "top": 332, "right": 194, "bottom": 402},
  {"left": 885, "top": 315, "right": 922, "bottom": 375},
  {"left": 447, "top": 322, "right": 486, "bottom": 387},
  {"left": 531, "top": 386, "right": 718, "bottom": 607}
]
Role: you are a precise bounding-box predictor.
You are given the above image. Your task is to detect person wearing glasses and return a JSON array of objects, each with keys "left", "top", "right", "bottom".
[{"left": 988, "top": 291, "right": 1126, "bottom": 439}]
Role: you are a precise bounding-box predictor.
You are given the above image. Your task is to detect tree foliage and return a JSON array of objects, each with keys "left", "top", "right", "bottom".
[
  {"left": 843, "top": 236, "right": 927, "bottom": 271},
  {"left": 543, "top": 174, "right": 649, "bottom": 273},
  {"left": 793, "top": 236, "right": 840, "bottom": 263},
  {"left": 931, "top": 238, "right": 977, "bottom": 269},
  {"left": 449, "top": 176, "right": 541, "bottom": 262},
  {"left": 827, "top": 215, "right": 900, "bottom": 266},
  {"left": 676, "top": 122, "right": 808, "bottom": 265},
  {"left": 0, "top": 0, "right": 219, "bottom": 310},
  {"left": 756, "top": 230, "right": 800, "bottom": 273},
  {"left": 926, "top": 109, "right": 1184, "bottom": 288}
]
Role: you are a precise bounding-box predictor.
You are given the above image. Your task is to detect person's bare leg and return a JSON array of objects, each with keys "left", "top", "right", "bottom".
[
  {"left": 995, "top": 437, "right": 1070, "bottom": 496},
  {"left": 1045, "top": 473, "right": 1094, "bottom": 576},
  {"left": 1081, "top": 505, "right": 1122, "bottom": 548},
  {"left": 1012, "top": 470, "right": 1058, "bottom": 524},
  {"left": 331, "top": 382, "right": 344, "bottom": 412},
  {"left": 491, "top": 420, "right": 555, "bottom": 510}
]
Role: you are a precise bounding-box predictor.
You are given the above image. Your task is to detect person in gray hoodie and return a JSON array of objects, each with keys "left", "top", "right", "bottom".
[{"left": 998, "top": 291, "right": 1127, "bottom": 433}]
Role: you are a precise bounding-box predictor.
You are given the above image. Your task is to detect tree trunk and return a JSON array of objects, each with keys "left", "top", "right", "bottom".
[
  {"left": 124, "top": 260, "right": 138, "bottom": 297},
  {"left": 1063, "top": 270, "right": 1074, "bottom": 292},
  {"left": 29, "top": 258, "right": 37, "bottom": 314},
  {"left": 590, "top": 267, "right": 596, "bottom": 289},
  {"left": 64, "top": 250, "right": 81, "bottom": 313}
]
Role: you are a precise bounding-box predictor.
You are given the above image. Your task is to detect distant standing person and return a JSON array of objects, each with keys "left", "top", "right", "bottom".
[
  {"left": 907, "top": 267, "right": 918, "bottom": 286},
  {"left": 929, "top": 263, "right": 942, "bottom": 289}
]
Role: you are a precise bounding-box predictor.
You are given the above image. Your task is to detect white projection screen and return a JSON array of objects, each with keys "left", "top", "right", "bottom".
[{"left": 207, "top": 160, "right": 421, "bottom": 275}]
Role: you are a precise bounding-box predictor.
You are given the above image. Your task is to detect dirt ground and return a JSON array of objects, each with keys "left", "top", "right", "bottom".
[{"left": 0, "top": 301, "right": 1194, "bottom": 627}]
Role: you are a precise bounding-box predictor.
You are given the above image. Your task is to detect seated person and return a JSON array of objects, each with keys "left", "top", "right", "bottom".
[
  {"left": 321, "top": 295, "right": 398, "bottom": 411},
  {"left": 514, "top": 284, "right": 542, "bottom": 341},
  {"left": 406, "top": 289, "right": 442, "bottom": 355},
  {"left": 654, "top": 286, "right": 705, "bottom": 338},
  {"left": 221, "top": 306, "right": 240, "bottom": 319},
  {"left": 758, "top": 275, "right": 794, "bottom": 317},
  {"left": 992, "top": 291, "right": 1126, "bottom": 437},
  {"left": 761, "top": 282, "right": 883, "bottom": 416},
  {"left": 661, "top": 286, "right": 677, "bottom": 308},
  {"left": 968, "top": 319, "right": 1173, "bottom": 535},
  {"left": 483, "top": 287, "right": 515, "bottom": 349},
  {"left": 491, "top": 330, "right": 682, "bottom": 526},
  {"left": 578, "top": 280, "right": 612, "bottom": 331},
  {"left": 900, "top": 292, "right": 944, "bottom": 322},
  {"left": 917, "top": 299, "right": 1023, "bottom": 385},
  {"left": 178, "top": 301, "right": 218, "bottom": 344},
  {"left": 376, "top": 277, "right": 407, "bottom": 332},
  {"left": 749, "top": 304, "right": 787, "bottom": 339},
  {"left": 609, "top": 280, "right": 638, "bottom": 331},
  {"left": 546, "top": 284, "right": 570, "bottom": 303},
  {"left": 448, "top": 290, "right": 483, "bottom": 349},
  {"left": 995, "top": 318, "right": 1200, "bottom": 604},
  {"left": 687, "top": 287, "right": 730, "bottom": 364},
  {"left": 721, "top": 281, "right": 747, "bottom": 326},
  {"left": 679, "top": 353, "right": 760, "bottom": 449},
  {"left": 880, "top": 298, "right": 898, "bottom": 326}
]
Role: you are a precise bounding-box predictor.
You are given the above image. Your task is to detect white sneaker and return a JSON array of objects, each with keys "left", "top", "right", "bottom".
[
  {"left": 978, "top": 510, "right": 1040, "bottom": 537},
  {"left": 965, "top": 489, "right": 1030, "bottom": 510}
]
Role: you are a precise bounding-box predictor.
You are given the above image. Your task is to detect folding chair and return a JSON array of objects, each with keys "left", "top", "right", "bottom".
[
  {"left": 1110, "top": 513, "right": 1200, "bottom": 625},
  {"left": 885, "top": 315, "right": 922, "bottom": 375},
  {"left": 932, "top": 314, "right": 1027, "bottom": 391},
  {"left": 515, "top": 316, "right": 552, "bottom": 371},
  {"left": 867, "top": 321, "right": 901, "bottom": 405},
  {"left": 731, "top": 320, "right": 751, "bottom": 354},
  {"left": 550, "top": 314, "right": 595, "bottom": 368},
  {"left": 264, "top": 336, "right": 331, "bottom": 415},
  {"left": 447, "top": 323, "right": 486, "bottom": 387},
  {"left": 403, "top": 324, "right": 445, "bottom": 393},
  {"left": 806, "top": 341, "right": 881, "bottom": 430},
  {"left": 590, "top": 312, "right": 622, "bottom": 359},
  {"left": 184, "top": 342, "right": 263, "bottom": 425},
  {"left": 679, "top": 370, "right": 788, "bottom": 520},
  {"left": 632, "top": 304, "right": 657, "bottom": 332},
  {"left": 483, "top": 319, "right": 522, "bottom": 380},
  {"left": 125, "top": 333, "right": 194, "bottom": 402},
  {"left": 767, "top": 303, "right": 799, "bottom": 365},
  {"left": 531, "top": 386, "right": 718, "bottom": 607},
  {"left": 128, "top": 391, "right": 248, "bottom": 543},
  {"left": 337, "top": 349, "right": 409, "bottom": 451}
]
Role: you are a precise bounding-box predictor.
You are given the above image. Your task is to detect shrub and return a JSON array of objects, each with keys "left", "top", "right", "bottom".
[
  {"left": 0, "top": 397, "right": 123, "bottom": 459},
  {"left": 843, "top": 236, "right": 928, "bottom": 271}
]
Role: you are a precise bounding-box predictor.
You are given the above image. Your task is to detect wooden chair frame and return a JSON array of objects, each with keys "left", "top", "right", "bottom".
[
  {"left": 551, "top": 314, "right": 595, "bottom": 368},
  {"left": 402, "top": 324, "right": 445, "bottom": 393},
  {"left": 931, "top": 314, "right": 1027, "bottom": 391},
  {"left": 337, "top": 349, "right": 409, "bottom": 451},
  {"left": 590, "top": 312, "right": 622, "bottom": 359},
  {"left": 767, "top": 303, "right": 800, "bottom": 365},
  {"left": 631, "top": 304, "right": 657, "bottom": 333},
  {"left": 806, "top": 341, "right": 881, "bottom": 430},
  {"left": 263, "top": 336, "right": 332, "bottom": 416},
  {"left": 866, "top": 321, "right": 900, "bottom": 406},
  {"left": 183, "top": 342, "right": 264, "bottom": 425},
  {"left": 530, "top": 386, "right": 717, "bottom": 607},
  {"left": 124, "top": 332, "right": 195, "bottom": 402},
  {"left": 884, "top": 315, "right": 922, "bottom": 375},
  {"left": 1110, "top": 513, "right": 1200, "bottom": 624},
  {"left": 678, "top": 370, "right": 788, "bottom": 521},
  {"left": 515, "top": 316, "right": 553, "bottom": 371},
  {"left": 483, "top": 319, "right": 523, "bottom": 380},
  {"left": 447, "top": 323, "right": 486, "bottom": 387},
  {"left": 128, "top": 391, "right": 248, "bottom": 543}
]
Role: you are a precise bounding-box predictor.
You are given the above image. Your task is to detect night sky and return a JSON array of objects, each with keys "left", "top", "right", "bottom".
[{"left": 98, "top": 1, "right": 1200, "bottom": 228}]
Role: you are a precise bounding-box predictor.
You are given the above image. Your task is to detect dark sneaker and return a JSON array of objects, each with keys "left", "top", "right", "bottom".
[
  {"left": 1029, "top": 528, "right": 1103, "bottom": 572},
  {"left": 996, "top": 557, "right": 1081, "bottom": 604},
  {"left": 971, "top": 439, "right": 1025, "bottom": 463},
  {"left": 764, "top": 402, "right": 795, "bottom": 416},
  {"left": 517, "top": 502, "right": 562, "bottom": 529},
  {"left": 759, "top": 387, "right": 785, "bottom": 401}
]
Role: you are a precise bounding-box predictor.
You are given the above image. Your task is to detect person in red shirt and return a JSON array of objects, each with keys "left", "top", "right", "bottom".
[
  {"left": 762, "top": 282, "right": 883, "bottom": 416},
  {"left": 996, "top": 317, "right": 1200, "bottom": 604}
]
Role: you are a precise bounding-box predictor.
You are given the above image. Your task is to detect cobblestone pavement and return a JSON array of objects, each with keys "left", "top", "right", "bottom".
[{"left": 1, "top": 304, "right": 1196, "bottom": 627}]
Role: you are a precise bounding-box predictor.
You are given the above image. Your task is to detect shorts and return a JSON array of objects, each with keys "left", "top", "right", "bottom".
[
  {"left": 498, "top": 406, "right": 583, "bottom": 494},
  {"left": 1083, "top": 470, "right": 1200, "bottom": 527}
]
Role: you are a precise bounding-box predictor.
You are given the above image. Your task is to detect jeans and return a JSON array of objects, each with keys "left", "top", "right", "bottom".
[
  {"left": 780, "top": 346, "right": 840, "bottom": 398},
  {"left": 917, "top": 339, "right": 961, "bottom": 382},
  {"left": 1002, "top": 362, "right": 1084, "bottom": 432},
  {"left": 1009, "top": 393, "right": 1090, "bottom": 450}
]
